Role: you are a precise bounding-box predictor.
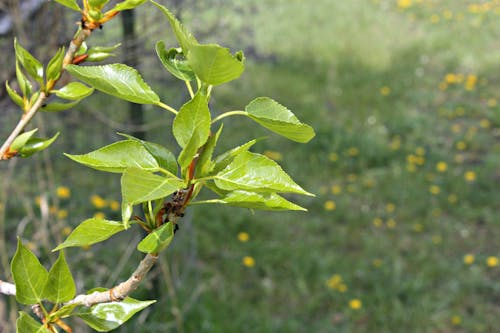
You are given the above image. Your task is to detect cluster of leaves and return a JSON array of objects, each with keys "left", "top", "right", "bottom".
[{"left": 5, "top": 0, "right": 315, "bottom": 332}]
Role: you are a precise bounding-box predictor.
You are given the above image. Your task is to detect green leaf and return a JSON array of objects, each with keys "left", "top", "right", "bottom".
[
  {"left": 46, "top": 47, "right": 65, "bottom": 82},
  {"left": 173, "top": 93, "right": 211, "bottom": 148},
  {"left": 121, "top": 169, "right": 184, "bottom": 206},
  {"left": 118, "top": 134, "right": 178, "bottom": 176},
  {"left": 151, "top": 0, "right": 198, "bottom": 55},
  {"left": 188, "top": 44, "right": 245, "bottom": 85},
  {"left": 195, "top": 124, "right": 223, "bottom": 177},
  {"left": 212, "top": 139, "right": 258, "bottom": 174},
  {"left": 155, "top": 42, "right": 196, "bottom": 81},
  {"left": 14, "top": 39, "right": 43, "bottom": 85},
  {"left": 73, "top": 297, "right": 155, "bottom": 332},
  {"left": 49, "top": 303, "right": 80, "bottom": 320},
  {"left": 137, "top": 222, "right": 174, "bottom": 253},
  {"left": 10, "top": 129, "right": 38, "bottom": 152},
  {"left": 43, "top": 251, "right": 75, "bottom": 303},
  {"left": 66, "top": 64, "right": 159, "bottom": 104},
  {"left": 215, "top": 151, "right": 313, "bottom": 196},
  {"left": 11, "top": 238, "right": 49, "bottom": 305},
  {"left": 53, "top": 82, "right": 94, "bottom": 100},
  {"left": 5, "top": 81, "right": 24, "bottom": 108},
  {"left": 245, "top": 97, "right": 315, "bottom": 143},
  {"left": 207, "top": 190, "right": 306, "bottom": 211},
  {"left": 17, "top": 132, "right": 60, "bottom": 158},
  {"left": 16, "top": 60, "right": 32, "bottom": 98},
  {"left": 113, "top": 0, "right": 147, "bottom": 11},
  {"left": 41, "top": 99, "right": 81, "bottom": 112},
  {"left": 65, "top": 140, "right": 159, "bottom": 173},
  {"left": 86, "top": 43, "right": 121, "bottom": 62},
  {"left": 16, "top": 312, "right": 50, "bottom": 333},
  {"left": 88, "top": 0, "right": 109, "bottom": 9},
  {"left": 53, "top": 0, "right": 81, "bottom": 11},
  {"left": 53, "top": 218, "right": 126, "bottom": 251}
]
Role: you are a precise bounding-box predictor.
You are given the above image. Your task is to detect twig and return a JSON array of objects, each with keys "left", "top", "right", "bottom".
[{"left": 0, "top": 280, "right": 16, "bottom": 296}]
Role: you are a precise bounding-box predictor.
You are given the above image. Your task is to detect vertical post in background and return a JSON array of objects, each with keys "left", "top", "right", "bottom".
[{"left": 121, "top": 9, "right": 145, "bottom": 140}]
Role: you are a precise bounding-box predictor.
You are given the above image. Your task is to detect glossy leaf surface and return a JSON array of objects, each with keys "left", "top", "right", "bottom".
[
  {"left": 137, "top": 222, "right": 174, "bottom": 253},
  {"left": 41, "top": 100, "right": 81, "bottom": 112},
  {"left": 54, "top": 82, "right": 94, "bottom": 100},
  {"left": 53, "top": 218, "right": 125, "bottom": 251},
  {"left": 5, "top": 81, "right": 24, "bottom": 108},
  {"left": 245, "top": 97, "right": 315, "bottom": 143},
  {"left": 209, "top": 190, "right": 306, "bottom": 211},
  {"left": 43, "top": 251, "right": 76, "bottom": 303},
  {"left": 14, "top": 39, "right": 43, "bottom": 84},
  {"left": 156, "top": 42, "right": 195, "bottom": 81},
  {"left": 66, "top": 64, "right": 159, "bottom": 104},
  {"left": 17, "top": 132, "right": 60, "bottom": 158},
  {"left": 46, "top": 47, "right": 65, "bottom": 82},
  {"left": 113, "top": 0, "right": 146, "bottom": 11},
  {"left": 54, "top": 0, "right": 80, "bottom": 11},
  {"left": 188, "top": 44, "right": 244, "bottom": 85}
]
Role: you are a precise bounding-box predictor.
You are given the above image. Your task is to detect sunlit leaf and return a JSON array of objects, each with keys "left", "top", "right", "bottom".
[
  {"left": 14, "top": 38, "right": 44, "bottom": 85},
  {"left": 11, "top": 238, "right": 49, "bottom": 305},
  {"left": 112, "top": 0, "right": 146, "bottom": 11},
  {"left": 43, "top": 251, "right": 75, "bottom": 303},
  {"left": 16, "top": 312, "right": 50, "bottom": 333},
  {"left": 65, "top": 140, "right": 159, "bottom": 173},
  {"left": 16, "top": 60, "right": 32, "bottom": 98},
  {"left": 66, "top": 64, "right": 159, "bottom": 104},
  {"left": 73, "top": 297, "right": 155, "bottom": 332},
  {"left": 155, "top": 42, "right": 196, "bottom": 81},
  {"left": 205, "top": 190, "right": 306, "bottom": 211},
  {"left": 188, "top": 44, "right": 244, "bottom": 85},
  {"left": 10, "top": 129, "right": 38, "bottom": 152},
  {"left": 5, "top": 81, "right": 24, "bottom": 108},
  {"left": 195, "top": 124, "right": 223, "bottom": 177},
  {"left": 53, "top": 0, "right": 81, "bottom": 11},
  {"left": 137, "top": 222, "right": 174, "bottom": 253},
  {"left": 46, "top": 47, "right": 65, "bottom": 82},
  {"left": 212, "top": 139, "right": 258, "bottom": 174},
  {"left": 245, "top": 97, "right": 315, "bottom": 143},
  {"left": 17, "top": 132, "right": 60, "bottom": 158},
  {"left": 53, "top": 82, "right": 94, "bottom": 100},
  {"left": 215, "top": 151, "right": 313, "bottom": 196},
  {"left": 41, "top": 99, "right": 81, "bottom": 112},
  {"left": 53, "top": 218, "right": 126, "bottom": 251}
]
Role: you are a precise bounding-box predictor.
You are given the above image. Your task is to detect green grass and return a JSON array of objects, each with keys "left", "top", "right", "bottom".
[{"left": 2, "top": 1, "right": 499, "bottom": 332}]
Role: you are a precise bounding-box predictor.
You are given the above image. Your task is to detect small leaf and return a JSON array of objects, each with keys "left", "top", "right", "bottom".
[
  {"left": 10, "top": 129, "right": 38, "bottom": 152},
  {"left": 53, "top": 0, "right": 81, "bottom": 11},
  {"left": 41, "top": 99, "right": 81, "bottom": 112},
  {"left": 46, "top": 47, "right": 65, "bottom": 82},
  {"left": 118, "top": 134, "right": 178, "bottom": 176},
  {"left": 53, "top": 218, "right": 126, "bottom": 251},
  {"left": 65, "top": 140, "right": 159, "bottom": 173},
  {"left": 151, "top": 0, "right": 198, "bottom": 55},
  {"left": 16, "top": 312, "right": 50, "bottom": 333},
  {"left": 16, "top": 60, "right": 32, "bottom": 98},
  {"left": 188, "top": 44, "right": 245, "bottom": 85},
  {"left": 5, "top": 81, "right": 24, "bottom": 108},
  {"left": 14, "top": 39, "right": 44, "bottom": 85},
  {"left": 245, "top": 97, "right": 315, "bottom": 143},
  {"left": 208, "top": 190, "right": 306, "bottom": 211},
  {"left": 49, "top": 303, "right": 80, "bottom": 320},
  {"left": 137, "top": 222, "right": 174, "bottom": 253},
  {"left": 73, "top": 297, "right": 155, "bottom": 332},
  {"left": 195, "top": 124, "right": 223, "bottom": 177},
  {"left": 121, "top": 168, "right": 184, "bottom": 207},
  {"left": 212, "top": 139, "right": 258, "bottom": 174},
  {"left": 86, "top": 43, "right": 121, "bottom": 62},
  {"left": 43, "top": 251, "right": 76, "bottom": 303},
  {"left": 11, "top": 238, "right": 49, "bottom": 305},
  {"left": 66, "top": 64, "right": 159, "bottom": 104},
  {"left": 215, "top": 151, "right": 313, "bottom": 196},
  {"left": 155, "top": 42, "right": 196, "bottom": 81},
  {"left": 113, "top": 0, "right": 147, "bottom": 11},
  {"left": 18, "top": 132, "right": 60, "bottom": 158},
  {"left": 173, "top": 93, "right": 211, "bottom": 148},
  {"left": 53, "top": 82, "right": 94, "bottom": 100}
]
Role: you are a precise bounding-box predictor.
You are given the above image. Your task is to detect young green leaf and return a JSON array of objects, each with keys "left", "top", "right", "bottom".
[
  {"left": 73, "top": 297, "right": 155, "bottom": 332},
  {"left": 155, "top": 42, "right": 196, "bottom": 81},
  {"left": 53, "top": 218, "right": 126, "bottom": 251},
  {"left": 118, "top": 134, "right": 178, "bottom": 176},
  {"left": 16, "top": 312, "right": 50, "bottom": 333},
  {"left": 215, "top": 151, "right": 313, "bottom": 196},
  {"left": 14, "top": 39, "right": 44, "bottom": 85},
  {"left": 53, "top": 0, "right": 81, "bottom": 11},
  {"left": 188, "top": 44, "right": 245, "bottom": 85},
  {"left": 46, "top": 47, "right": 65, "bottom": 83},
  {"left": 245, "top": 97, "right": 315, "bottom": 143},
  {"left": 43, "top": 251, "right": 76, "bottom": 303},
  {"left": 173, "top": 93, "right": 211, "bottom": 148},
  {"left": 151, "top": 0, "right": 198, "bottom": 55},
  {"left": 16, "top": 61, "right": 32, "bottom": 98},
  {"left": 5, "top": 81, "right": 24, "bottom": 108},
  {"left": 206, "top": 190, "right": 306, "bottom": 211},
  {"left": 212, "top": 139, "right": 258, "bottom": 174},
  {"left": 195, "top": 124, "right": 223, "bottom": 177},
  {"left": 65, "top": 140, "right": 160, "bottom": 173},
  {"left": 66, "top": 64, "right": 159, "bottom": 104},
  {"left": 17, "top": 132, "right": 60, "bottom": 158},
  {"left": 41, "top": 99, "right": 81, "bottom": 112},
  {"left": 11, "top": 238, "right": 49, "bottom": 305},
  {"left": 53, "top": 82, "right": 94, "bottom": 100},
  {"left": 137, "top": 222, "right": 174, "bottom": 253},
  {"left": 48, "top": 303, "right": 80, "bottom": 320},
  {"left": 121, "top": 168, "right": 185, "bottom": 207},
  {"left": 113, "top": 0, "right": 147, "bottom": 11},
  {"left": 10, "top": 129, "right": 38, "bottom": 152}
]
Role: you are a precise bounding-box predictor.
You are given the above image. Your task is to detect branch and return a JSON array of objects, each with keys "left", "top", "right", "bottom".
[
  {"left": 0, "top": 27, "right": 92, "bottom": 160},
  {"left": 0, "top": 279, "right": 16, "bottom": 296}
]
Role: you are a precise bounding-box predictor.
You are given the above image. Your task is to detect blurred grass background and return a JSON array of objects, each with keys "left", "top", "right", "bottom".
[{"left": 0, "top": 0, "right": 499, "bottom": 332}]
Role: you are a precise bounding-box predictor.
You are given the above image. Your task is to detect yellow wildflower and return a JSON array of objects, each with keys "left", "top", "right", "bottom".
[
  {"left": 331, "top": 185, "right": 342, "bottom": 195},
  {"left": 486, "top": 256, "right": 499, "bottom": 267},
  {"left": 329, "top": 153, "right": 339, "bottom": 162},
  {"left": 94, "top": 212, "right": 105, "bottom": 219},
  {"left": 429, "top": 185, "right": 440, "bottom": 195},
  {"left": 373, "top": 218, "right": 383, "bottom": 227},
  {"left": 349, "top": 299, "right": 362, "bottom": 310},
  {"left": 379, "top": 86, "right": 391, "bottom": 96},
  {"left": 479, "top": 119, "right": 490, "bottom": 129},
  {"left": 447, "top": 194, "right": 457, "bottom": 204},
  {"left": 347, "top": 147, "right": 359, "bottom": 157},
  {"left": 337, "top": 284, "right": 347, "bottom": 293},
  {"left": 397, "top": 0, "right": 412, "bottom": 9},
  {"left": 386, "top": 218, "right": 397, "bottom": 229},
  {"left": 264, "top": 150, "right": 283, "bottom": 161},
  {"left": 455, "top": 141, "right": 466, "bottom": 150},
  {"left": 463, "top": 254, "right": 475, "bottom": 265},
  {"left": 487, "top": 98, "right": 497, "bottom": 107},
  {"left": 238, "top": 232, "right": 250, "bottom": 242},
  {"left": 436, "top": 161, "right": 448, "bottom": 172},
  {"left": 326, "top": 274, "right": 342, "bottom": 289},
  {"left": 385, "top": 203, "right": 396, "bottom": 213},
  {"left": 464, "top": 171, "right": 476, "bottom": 182},
  {"left": 61, "top": 226, "right": 72, "bottom": 236},
  {"left": 324, "top": 200, "right": 336, "bottom": 211},
  {"left": 413, "top": 223, "right": 423, "bottom": 232},
  {"left": 109, "top": 200, "right": 120, "bottom": 211},
  {"left": 415, "top": 147, "right": 425, "bottom": 156},
  {"left": 57, "top": 210, "right": 68, "bottom": 219},
  {"left": 430, "top": 14, "right": 440, "bottom": 23},
  {"left": 56, "top": 186, "right": 71, "bottom": 199},
  {"left": 91, "top": 194, "right": 107, "bottom": 209},
  {"left": 372, "top": 258, "right": 383, "bottom": 268},
  {"left": 451, "top": 315, "right": 461, "bottom": 326},
  {"left": 242, "top": 256, "right": 255, "bottom": 267}
]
